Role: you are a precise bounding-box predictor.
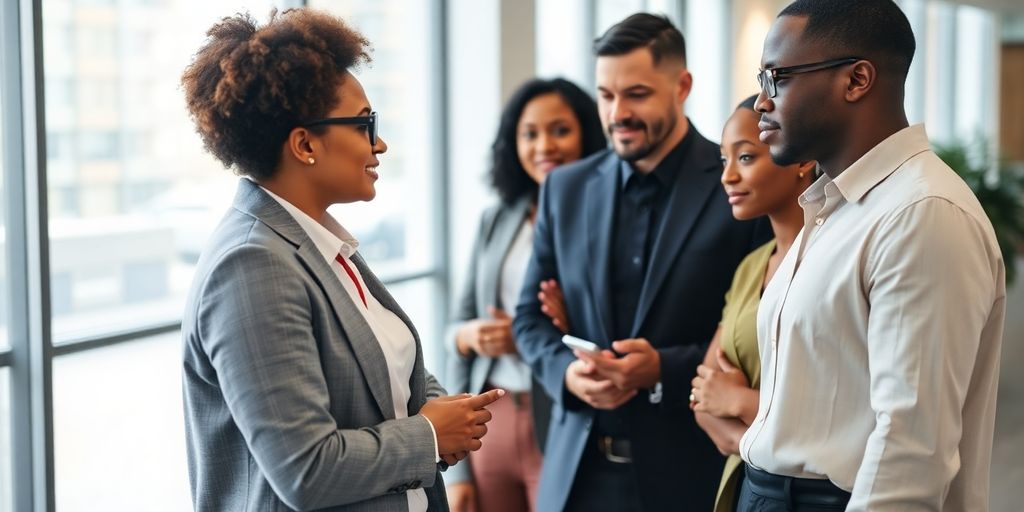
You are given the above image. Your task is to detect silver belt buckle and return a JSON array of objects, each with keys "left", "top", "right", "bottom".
[{"left": 599, "top": 436, "right": 632, "bottom": 464}]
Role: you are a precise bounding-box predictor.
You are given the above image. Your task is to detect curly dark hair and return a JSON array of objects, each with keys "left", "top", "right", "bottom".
[
  {"left": 489, "top": 78, "right": 606, "bottom": 205},
  {"left": 181, "top": 9, "right": 371, "bottom": 179}
]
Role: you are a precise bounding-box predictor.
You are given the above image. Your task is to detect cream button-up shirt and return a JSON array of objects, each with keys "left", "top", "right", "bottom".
[{"left": 739, "top": 125, "right": 1005, "bottom": 511}]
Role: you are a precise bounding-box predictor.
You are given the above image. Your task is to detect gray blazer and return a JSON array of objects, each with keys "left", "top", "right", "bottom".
[
  {"left": 182, "top": 179, "right": 449, "bottom": 512},
  {"left": 444, "top": 195, "right": 550, "bottom": 484}
]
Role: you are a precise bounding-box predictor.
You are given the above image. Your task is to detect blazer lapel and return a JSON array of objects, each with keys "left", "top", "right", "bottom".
[
  {"left": 630, "top": 133, "right": 722, "bottom": 336},
  {"left": 350, "top": 253, "right": 427, "bottom": 414},
  {"left": 295, "top": 244, "right": 397, "bottom": 419},
  {"left": 236, "top": 180, "right": 397, "bottom": 420},
  {"left": 478, "top": 196, "right": 532, "bottom": 312},
  {"left": 584, "top": 154, "right": 620, "bottom": 345}
]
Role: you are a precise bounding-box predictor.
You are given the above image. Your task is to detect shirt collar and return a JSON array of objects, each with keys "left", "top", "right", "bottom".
[
  {"left": 619, "top": 123, "right": 695, "bottom": 189},
  {"left": 830, "top": 124, "right": 931, "bottom": 204},
  {"left": 259, "top": 185, "right": 360, "bottom": 262}
]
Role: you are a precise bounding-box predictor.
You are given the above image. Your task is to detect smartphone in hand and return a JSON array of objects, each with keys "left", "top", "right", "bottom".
[{"left": 562, "top": 334, "right": 602, "bottom": 355}]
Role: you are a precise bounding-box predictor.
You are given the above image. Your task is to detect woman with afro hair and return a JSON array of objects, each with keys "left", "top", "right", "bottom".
[{"left": 180, "top": 9, "right": 502, "bottom": 511}]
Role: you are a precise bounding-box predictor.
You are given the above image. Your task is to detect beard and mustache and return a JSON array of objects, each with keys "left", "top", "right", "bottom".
[{"left": 608, "top": 112, "right": 676, "bottom": 163}]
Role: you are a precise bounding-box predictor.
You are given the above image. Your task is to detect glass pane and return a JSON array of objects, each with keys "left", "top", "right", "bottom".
[
  {"left": 536, "top": 0, "right": 591, "bottom": 87},
  {"left": 312, "top": 0, "right": 437, "bottom": 280},
  {"left": 42, "top": 1, "right": 280, "bottom": 342},
  {"left": 954, "top": 5, "right": 997, "bottom": 143},
  {"left": 1, "top": 61, "right": 6, "bottom": 351},
  {"left": 53, "top": 332, "right": 188, "bottom": 511},
  {"left": 595, "top": 0, "right": 645, "bottom": 35},
  {"left": 0, "top": 368, "right": 10, "bottom": 512}
]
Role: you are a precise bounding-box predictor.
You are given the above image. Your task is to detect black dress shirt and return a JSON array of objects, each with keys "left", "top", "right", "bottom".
[{"left": 594, "top": 129, "right": 695, "bottom": 438}]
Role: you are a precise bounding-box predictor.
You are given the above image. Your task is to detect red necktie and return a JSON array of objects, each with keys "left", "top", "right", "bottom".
[{"left": 335, "top": 253, "right": 367, "bottom": 308}]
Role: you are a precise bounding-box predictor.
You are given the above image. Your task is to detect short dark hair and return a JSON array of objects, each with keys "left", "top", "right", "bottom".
[
  {"left": 489, "top": 78, "right": 606, "bottom": 205},
  {"left": 779, "top": 0, "right": 916, "bottom": 78},
  {"left": 181, "top": 9, "right": 371, "bottom": 179},
  {"left": 593, "top": 13, "right": 686, "bottom": 66}
]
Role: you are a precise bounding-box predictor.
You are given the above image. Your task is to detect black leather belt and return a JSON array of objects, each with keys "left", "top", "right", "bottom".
[
  {"left": 743, "top": 464, "right": 850, "bottom": 507},
  {"left": 509, "top": 391, "right": 530, "bottom": 409},
  {"left": 596, "top": 436, "right": 632, "bottom": 464}
]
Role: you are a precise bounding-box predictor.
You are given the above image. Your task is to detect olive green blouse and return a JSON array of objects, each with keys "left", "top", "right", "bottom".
[{"left": 714, "top": 239, "right": 775, "bottom": 512}]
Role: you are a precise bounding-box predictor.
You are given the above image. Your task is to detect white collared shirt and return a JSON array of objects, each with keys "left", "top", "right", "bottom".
[
  {"left": 739, "top": 125, "right": 1005, "bottom": 510},
  {"left": 261, "top": 186, "right": 434, "bottom": 512}
]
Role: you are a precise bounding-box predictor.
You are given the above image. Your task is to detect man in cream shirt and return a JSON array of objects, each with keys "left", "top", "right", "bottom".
[{"left": 738, "top": 1, "right": 1006, "bottom": 510}]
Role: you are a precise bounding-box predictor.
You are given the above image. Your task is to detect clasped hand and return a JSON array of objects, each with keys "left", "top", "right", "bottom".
[
  {"left": 456, "top": 306, "right": 516, "bottom": 358},
  {"left": 419, "top": 389, "right": 505, "bottom": 466},
  {"left": 689, "top": 348, "right": 750, "bottom": 418}
]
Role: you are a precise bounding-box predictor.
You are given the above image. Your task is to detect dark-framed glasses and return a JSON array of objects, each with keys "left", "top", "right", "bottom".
[
  {"left": 303, "top": 111, "right": 378, "bottom": 145},
  {"left": 756, "top": 57, "right": 861, "bottom": 98}
]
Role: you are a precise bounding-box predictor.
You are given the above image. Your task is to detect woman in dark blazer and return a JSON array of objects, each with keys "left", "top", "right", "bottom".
[
  {"left": 180, "top": 10, "right": 502, "bottom": 511},
  {"left": 444, "top": 78, "right": 606, "bottom": 512}
]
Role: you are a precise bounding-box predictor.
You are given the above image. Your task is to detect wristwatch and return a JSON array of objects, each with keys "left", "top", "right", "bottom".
[{"left": 648, "top": 381, "right": 663, "bottom": 404}]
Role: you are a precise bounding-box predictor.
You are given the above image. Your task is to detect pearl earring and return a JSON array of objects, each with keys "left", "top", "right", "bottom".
[
  {"left": 308, "top": 157, "right": 315, "bottom": 165},
  {"left": 798, "top": 172, "right": 805, "bottom": 179}
]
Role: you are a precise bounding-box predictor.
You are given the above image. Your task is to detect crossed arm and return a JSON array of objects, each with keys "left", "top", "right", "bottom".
[{"left": 690, "top": 327, "right": 759, "bottom": 455}]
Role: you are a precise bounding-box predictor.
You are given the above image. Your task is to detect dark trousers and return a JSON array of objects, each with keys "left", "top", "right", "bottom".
[
  {"left": 735, "top": 464, "right": 850, "bottom": 512},
  {"left": 564, "top": 434, "right": 643, "bottom": 512}
]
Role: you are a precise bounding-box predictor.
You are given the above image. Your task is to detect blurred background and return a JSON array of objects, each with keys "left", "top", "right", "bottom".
[{"left": 1, "top": 0, "right": 1021, "bottom": 510}]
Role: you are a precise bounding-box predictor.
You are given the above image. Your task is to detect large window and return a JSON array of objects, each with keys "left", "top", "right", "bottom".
[
  {"left": 311, "top": 0, "right": 437, "bottom": 276},
  {"left": 43, "top": 0, "right": 276, "bottom": 344},
  {"left": 41, "top": 1, "right": 281, "bottom": 509},
  {"left": 29, "top": 1, "right": 446, "bottom": 508},
  {"left": 53, "top": 334, "right": 187, "bottom": 510}
]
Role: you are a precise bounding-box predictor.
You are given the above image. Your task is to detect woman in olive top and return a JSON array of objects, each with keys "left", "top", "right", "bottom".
[{"left": 688, "top": 95, "right": 816, "bottom": 512}]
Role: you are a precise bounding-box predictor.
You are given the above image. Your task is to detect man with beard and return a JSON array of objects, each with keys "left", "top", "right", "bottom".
[
  {"left": 738, "top": 1, "right": 1005, "bottom": 510},
  {"left": 512, "top": 13, "right": 770, "bottom": 511}
]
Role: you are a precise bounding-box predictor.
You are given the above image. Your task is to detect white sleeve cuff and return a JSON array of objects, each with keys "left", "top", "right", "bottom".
[{"left": 421, "top": 415, "right": 441, "bottom": 463}]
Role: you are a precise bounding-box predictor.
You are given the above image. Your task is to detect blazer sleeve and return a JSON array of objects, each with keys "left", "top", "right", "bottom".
[
  {"left": 657, "top": 216, "right": 774, "bottom": 411},
  {"left": 424, "top": 370, "right": 446, "bottom": 400},
  {"left": 197, "top": 244, "right": 439, "bottom": 510},
  {"left": 513, "top": 180, "right": 582, "bottom": 410}
]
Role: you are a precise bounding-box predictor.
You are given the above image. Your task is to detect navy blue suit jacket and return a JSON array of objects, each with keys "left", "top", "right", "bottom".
[{"left": 513, "top": 126, "right": 771, "bottom": 511}]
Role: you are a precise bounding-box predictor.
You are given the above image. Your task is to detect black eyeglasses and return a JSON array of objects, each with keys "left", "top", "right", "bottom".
[
  {"left": 302, "top": 111, "right": 378, "bottom": 145},
  {"left": 756, "top": 57, "right": 861, "bottom": 98}
]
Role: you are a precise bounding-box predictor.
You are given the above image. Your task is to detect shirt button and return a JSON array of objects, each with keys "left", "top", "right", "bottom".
[
  {"left": 632, "top": 256, "right": 641, "bottom": 265},
  {"left": 815, "top": 218, "right": 824, "bottom": 226}
]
